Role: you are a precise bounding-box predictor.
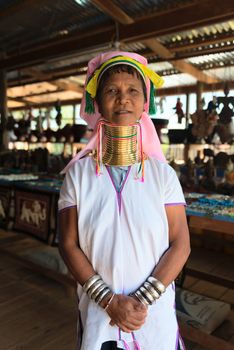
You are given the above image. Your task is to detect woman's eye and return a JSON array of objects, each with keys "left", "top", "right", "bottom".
[
  {"left": 130, "top": 88, "right": 139, "bottom": 94},
  {"left": 107, "top": 88, "right": 117, "bottom": 95}
]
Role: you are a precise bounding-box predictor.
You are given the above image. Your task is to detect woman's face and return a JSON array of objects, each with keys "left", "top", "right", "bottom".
[{"left": 97, "top": 71, "right": 145, "bottom": 125}]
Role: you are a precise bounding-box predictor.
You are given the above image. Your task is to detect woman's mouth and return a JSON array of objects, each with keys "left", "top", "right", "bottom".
[{"left": 114, "top": 110, "right": 131, "bottom": 115}]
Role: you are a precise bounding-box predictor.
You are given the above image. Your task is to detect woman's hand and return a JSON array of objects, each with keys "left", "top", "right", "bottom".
[{"left": 106, "top": 294, "right": 148, "bottom": 333}]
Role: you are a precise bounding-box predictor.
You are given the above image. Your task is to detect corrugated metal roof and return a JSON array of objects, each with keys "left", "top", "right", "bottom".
[
  {"left": 112, "top": 0, "right": 193, "bottom": 18},
  {"left": 159, "top": 20, "right": 234, "bottom": 46},
  {"left": 187, "top": 52, "right": 234, "bottom": 65},
  {"left": 206, "top": 67, "right": 234, "bottom": 81},
  {"left": 1, "top": 0, "right": 233, "bottom": 109},
  {"left": 148, "top": 62, "right": 174, "bottom": 71},
  {"left": 162, "top": 73, "right": 197, "bottom": 88},
  {"left": 0, "top": 0, "right": 110, "bottom": 53}
]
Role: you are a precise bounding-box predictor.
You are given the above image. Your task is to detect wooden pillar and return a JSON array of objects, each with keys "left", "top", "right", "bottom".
[
  {"left": 183, "top": 143, "right": 189, "bottom": 163},
  {"left": 72, "top": 104, "right": 76, "bottom": 124},
  {"left": 196, "top": 82, "right": 203, "bottom": 111},
  {"left": 185, "top": 92, "right": 190, "bottom": 128},
  {"left": 0, "top": 69, "right": 8, "bottom": 150}
]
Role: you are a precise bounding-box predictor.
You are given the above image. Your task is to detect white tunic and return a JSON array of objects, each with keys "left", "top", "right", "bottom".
[{"left": 58, "top": 156, "right": 186, "bottom": 350}]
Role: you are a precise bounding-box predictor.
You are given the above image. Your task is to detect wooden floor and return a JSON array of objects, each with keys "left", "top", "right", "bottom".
[
  {"left": 0, "top": 229, "right": 234, "bottom": 350},
  {"left": 0, "top": 254, "right": 77, "bottom": 350}
]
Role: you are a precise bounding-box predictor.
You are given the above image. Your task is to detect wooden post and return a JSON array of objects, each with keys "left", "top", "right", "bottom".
[
  {"left": 196, "top": 81, "right": 203, "bottom": 111},
  {"left": 0, "top": 69, "right": 8, "bottom": 150},
  {"left": 72, "top": 104, "right": 76, "bottom": 124},
  {"left": 185, "top": 92, "right": 190, "bottom": 128}
]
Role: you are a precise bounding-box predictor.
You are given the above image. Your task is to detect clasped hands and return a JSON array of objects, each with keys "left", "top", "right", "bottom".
[{"left": 102, "top": 294, "right": 148, "bottom": 333}]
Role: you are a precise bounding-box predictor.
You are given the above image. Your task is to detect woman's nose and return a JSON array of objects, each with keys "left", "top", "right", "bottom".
[{"left": 118, "top": 91, "right": 129, "bottom": 103}]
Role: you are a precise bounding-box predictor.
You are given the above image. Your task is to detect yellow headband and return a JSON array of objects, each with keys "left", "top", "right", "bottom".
[{"left": 86, "top": 55, "right": 164, "bottom": 98}]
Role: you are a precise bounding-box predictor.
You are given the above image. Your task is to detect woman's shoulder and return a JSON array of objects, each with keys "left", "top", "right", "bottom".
[
  {"left": 148, "top": 157, "right": 172, "bottom": 170},
  {"left": 148, "top": 157, "right": 177, "bottom": 178},
  {"left": 66, "top": 155, "right": 94, "bottom": 174}
]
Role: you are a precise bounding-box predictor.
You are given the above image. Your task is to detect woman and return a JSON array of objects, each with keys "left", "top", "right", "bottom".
[{"left": 58, "top": 51, "right": 190, "bottom": 350}]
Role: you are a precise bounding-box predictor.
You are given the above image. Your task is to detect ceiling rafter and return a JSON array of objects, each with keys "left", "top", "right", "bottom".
[
  {"left": 7, "top": 37, "right": 234, "bottom": 88},
  {"left": 143, "top": 38, "right": 219, "bottom": 84},
  {"left": 95, "top": 1, "right": 219, "bottom": 84},
  {"left": 91, "top": 0, "right": 134, "bottom": 24},
  {"left": 8, "top": 96, "right": 33, "bottom": 105},
  {"left": 157, "top": 81, "right": 234, "bottom": 96},
  {"left": 53, "top": 79, "right": 83, "bottom": 94},
  {"left": 7, "top": 45, "right": 234, "bottom": 88},
  {"left": 9, "top": 88, "right": 64, "bottom": 99},
  {"left": 165, "top": 45, "right": 234, "bottom": 61},
  {"left": 23, "top": 68, "right": 84, "bottom": 94},
  {"left": 168, "top": 33, "right": 234, "bottom": 53},
  {"left": 8, "top": 80, "right": 234, "bottom": 111},
  {"left": 1, "top": 0, "right": 234, "bottom": 71},
  {"left": 0, "top": 0, "right": 44, "bottom": 20}
]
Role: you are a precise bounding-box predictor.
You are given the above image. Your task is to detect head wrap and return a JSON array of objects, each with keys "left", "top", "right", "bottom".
[{"left": 61, "top": 51, "right": 166, "bottom": 174}]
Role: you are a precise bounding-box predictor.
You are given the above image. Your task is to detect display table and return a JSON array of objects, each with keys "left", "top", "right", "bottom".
[
  {"left": 185, "top": 193, "right": 234, "bottom": 288},
  {"left": 185, "top": 193, "right": 234, "bottom": 223},
  {"left": 1, "top": 175, "right": 233, "bottom": 245},
  {"left": 186, "top": 193, "right": 234, "bottom": 238},
  {"left": 188, "top": 215, "right": 233, "bottom": 236},
  {"left": 0, "top": 174, "right": 62, "bottom": 243}
]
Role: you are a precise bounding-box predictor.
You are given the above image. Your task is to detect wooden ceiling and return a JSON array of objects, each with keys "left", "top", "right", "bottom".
[{"left": 0, "top": 0, "right": 234, "bottom": 109}]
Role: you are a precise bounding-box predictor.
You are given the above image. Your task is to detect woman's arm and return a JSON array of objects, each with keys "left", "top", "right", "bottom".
[
  {"left": 59, "top": 207, "right": 95, "bottom": 285},
  {"left": 59, "top": 206, "right": 147, "bottom": 332},
  {"left": 151, "top": 205, "right": 191, "bottom": 287}
]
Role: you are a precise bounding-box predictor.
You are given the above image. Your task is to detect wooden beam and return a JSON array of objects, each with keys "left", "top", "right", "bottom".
[
  {"left": 53, "top": 79, "right": 83, "bottom": 94},
  {"left": 170, "top": 33, "right": 234, "bottom": 53},
  {"left": 8, "top": 80, "right": 234, "bottom": 110},
  {"left": 23, "top": 68, "right": 83, "bottom": 93},
  {"left": 157, "top": 81, "right": 234, "bottom": 97},
  {"left": 119, "top": 0, "right": 234, "bottom": 42},
  {"left": 143, "top": 38, "right": 173, "bottom": 59},
  {"left": 143, "top": 38, "right": 219, "bottom": 84},
  {"left": 8, "top": 52, "right": 234, "bottom": 88},
  {"left": 8, "top": 96, "right": 33, "bottom": 105},
  {"left": 0, "top": 0, "right": 43, "bottom": 20},
  {"left": 9, "top": 97, "right": 83, "bottom": 111},
  {"left": 95, "top": 1, "right": 221, "bottom": 85},
  {"left": 0, "top": 70, "right": 8, "bottom": 149},
  {"left": 172, "top": 60, "right": 219, "bottom": 84},
  {"left": 1, "top": 0, "right": 233, "bottom": 71},
  {"left": 24, "top": 68, "right": 53, "bottom": 81},
  {"left": 163, "top": 45, "right": 234, "bottom": 62},
  {"left": 91, "top": 0, "right": 134, "bottom": 24}
]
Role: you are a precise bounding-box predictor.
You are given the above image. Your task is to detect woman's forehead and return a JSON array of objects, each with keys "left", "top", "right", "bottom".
[{"left": 102, "top": 71, "right": 143, "bottom": 85}]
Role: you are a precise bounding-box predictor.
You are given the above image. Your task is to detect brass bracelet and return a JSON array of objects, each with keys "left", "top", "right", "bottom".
[{"left": 104, "top": 293, "right": 115, "bottom": 311}]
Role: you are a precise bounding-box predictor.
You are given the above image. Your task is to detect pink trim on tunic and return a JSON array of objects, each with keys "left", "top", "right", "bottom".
[
  {"left": 164, "top": 202, "right": 186, "bottom": 206},
  {"left": 106, "top": 166, "right": 131, "bottom": 215}
]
